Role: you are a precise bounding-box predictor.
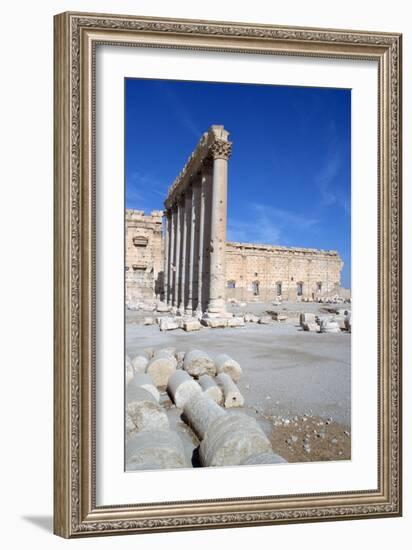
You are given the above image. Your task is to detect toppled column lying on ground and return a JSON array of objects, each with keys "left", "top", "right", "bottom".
[
  {"left": 131, "top": 351, "right": 151, "bottom": 374},
  {"left": 183, "top": 393, "right": 226, "bottom": 440},
  {"left": 183, "top": 349, "right": 216, "bottom": 377},
  {"left": 167, "top": 370, "right": 202, "bottom": 408},
  {"left": 214, "top": 353, "right": 242, "bottom": 382},
  {"left": 126, "top": 385, "right": 169, "bottom": 434},
  {"left": 146, "top": 349, "right": 177, "bottom": 388},
  {"left": 200, "top": 412, "right": 274, "bottom": 467},
  {"left": 126, "top": 430, "right": 190, "bottom": 470},
  {"left": 131, "top": 373, "right": 160, "bottom": 402},
  {"left": 216, "top": 372, "right": 244, "bottom": 408},
  {"left": 198, "top": 374, "right": 223, "bottom": 404}
]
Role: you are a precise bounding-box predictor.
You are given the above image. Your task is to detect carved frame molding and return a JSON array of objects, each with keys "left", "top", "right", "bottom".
[{"left": 54, "top": 11, "right": 402, "bottom": 538}]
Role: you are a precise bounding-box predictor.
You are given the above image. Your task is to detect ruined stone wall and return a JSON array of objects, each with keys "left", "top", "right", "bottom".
[
  {"left": 125, "top": 209, "right": 164, "bottom": 305},
  {"left": 125, "top": 211, "right": 344, "bottom": 305},
  {"left": 225, "top": 242, "right": 343, "bottom": 302}
]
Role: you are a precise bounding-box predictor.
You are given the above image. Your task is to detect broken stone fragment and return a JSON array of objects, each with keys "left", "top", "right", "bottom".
[
  {"left": 126, "top": 430, "right": 190, "bottom": 470},
  {"left": 167, "top": 370, "right": 202, "bottom": 408},
  {"left": 214, "top": 354, "right": 242, "bottom": 382},
  {"left": 198, "top": 374, "right": 223, "bottom": 405},
  {"left": 216, "top": 372, "right": 244, "bottom": 408},
  {"left": 183, "top": 349, "right": 216, "bottom": 377},
  {"left": 125, "top": 362, "right": 134, "bottom": 385},
  {"left": 146, "top": 350, "right": 177, "bottom": 388}
]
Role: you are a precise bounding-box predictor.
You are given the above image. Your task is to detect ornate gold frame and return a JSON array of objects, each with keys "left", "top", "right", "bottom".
[{"left": 53, "top": 11, "right": 402, "bottom": 538}]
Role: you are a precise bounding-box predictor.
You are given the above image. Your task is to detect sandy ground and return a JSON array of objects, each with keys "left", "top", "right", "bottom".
[{"left": 126, "top": 301, "right": 351, "bottom": 465}]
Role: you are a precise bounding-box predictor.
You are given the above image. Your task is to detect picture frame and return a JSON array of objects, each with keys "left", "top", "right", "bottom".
[{"left": 53, "top": 11, "right": 402, "bottom": 538}]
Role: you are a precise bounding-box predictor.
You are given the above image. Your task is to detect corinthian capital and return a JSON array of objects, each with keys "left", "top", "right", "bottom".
[{"left": 209, "top": 139, "right": 232, "bottom": 161}]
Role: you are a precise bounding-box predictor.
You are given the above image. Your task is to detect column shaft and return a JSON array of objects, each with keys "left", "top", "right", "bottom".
[
  {"left": 207, "top": 157, "right": 228, "bottom": 315},
  {"left": 186, "top": 187, "right": 195, "bottom": 312},
  {"left": 197, "top": 174, "right": 206, "bottom": 313},
  {"left": 173, "top": 202, "right": 181, "bottom": 308},
  {"left": 180, "top": 194, "right": 189, "bottom": 312},
  {"left": 164, "top": 210, "right": 170, "bottom": 304}
]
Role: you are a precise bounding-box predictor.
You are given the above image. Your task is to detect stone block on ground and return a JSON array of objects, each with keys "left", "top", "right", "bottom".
[
  {"left": 216, "top": 372, "right": 244, "bottom": 408},
  {"left": 183, "top": 319, "right": 201, "bottom": 332},
  {"left": 244, "top": 313, "right": 259, "bottom": 323},
  {"left": 299, "top": 312, "right": 316, "bottom": 326},
  {"left": 146, "top": 350, "right": 177, "bottom": 388},
  {"left": 201, "top": 318, "right": 228, "bottom": 328},
  {"left": 214, "top": 354, "right": 242, "bottom": 382},
  {"left": 126, "top": 430, "right": 190, "bottom": 470},
  {"left": 143, "top": 317, "right": 154, "bottom": 325},
  {"left": 320, "top": 320, "right": 341, "bottom": 333},
  {"left": 159, "top": 317, "right": 179, "bottom": 331},
  {"left": 302, "top": 322, "right": 319, "bottom": 333},
  {"left": 199, "top": 413, "right": 273, "bottom": 467},
  {"left": 183, "top": 349, "right": 216, "bottom": 377},
  {"left": 167, "top": 370, "right": 202, "bottom": 408},
  {"left": 258, "top": 316, "right": 272, "bottom": 324},
  {"left": 227, "top": 316, "right": 245, "bottom": 328},
  {"left": 198, "top": 374, "right": 223, "bottom": 405}
]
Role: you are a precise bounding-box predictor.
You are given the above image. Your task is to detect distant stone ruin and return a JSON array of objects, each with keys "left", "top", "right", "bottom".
[{"left": 125, "top": 126, "right": 347, "bottom": 309}]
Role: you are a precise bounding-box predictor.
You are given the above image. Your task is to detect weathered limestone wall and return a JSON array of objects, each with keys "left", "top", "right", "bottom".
[
  {"left": 225, "top": 242, "right": 343, "bottom": 302},
  {"left": 125, "top": 217, "right": 344, "bottom": 304},
  {"left": 125, "top": 209, "right": 164, "bottom": 305}
]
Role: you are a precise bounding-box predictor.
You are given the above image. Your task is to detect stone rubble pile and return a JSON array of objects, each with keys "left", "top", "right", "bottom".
[
  {"left": 125, "top": 347, "right": 286, "bottom": 470},
  {"left": 298, "top": 310, "right": 352, "bottom": 334}
]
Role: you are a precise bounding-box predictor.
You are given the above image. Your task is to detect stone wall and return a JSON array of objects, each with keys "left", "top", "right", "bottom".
[
  {"left": 125, "top": 209, "right": 164, "bottom": 305},
  {"left": 225, "top": 242, "right": 343, "bottom": 302},
  {"left": 125, "top": 210, "right": 344, "bottom": 305}
]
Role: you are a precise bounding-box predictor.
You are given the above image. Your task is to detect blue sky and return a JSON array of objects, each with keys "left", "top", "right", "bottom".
[{"left": 125, "top": 79, "right": 351, "bottom": 288}]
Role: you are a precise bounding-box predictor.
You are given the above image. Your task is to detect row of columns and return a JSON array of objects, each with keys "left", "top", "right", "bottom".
[{"left": 163, "top": 132, "right": 232, "bottom": 316}]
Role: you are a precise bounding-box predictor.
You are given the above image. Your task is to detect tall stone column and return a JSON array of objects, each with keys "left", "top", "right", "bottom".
[
  {"left": 180, "top": 193, "right": 189, "bottom": 312},
  {"left": 169, "top": 206, "right": 176, "bottom": 306},
  {"left": 206, "top": 139, "right": 232, "bottom": 316},
  {"left": 186, "top": 185, "right": 196, "bottom": 313},
  {"left": 196, "top": 170, "right": 207, "bottom": 315},
  {"left": 173, "top": 200, "right": 182, "bottom": 309},
  {"left": 164, "top": 210, "right": 170, "bottom": 304}
]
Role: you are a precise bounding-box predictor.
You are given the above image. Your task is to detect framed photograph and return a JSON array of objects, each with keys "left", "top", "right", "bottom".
[{"left": 53, "top": 12, "right": 402, "bottom": 537}]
